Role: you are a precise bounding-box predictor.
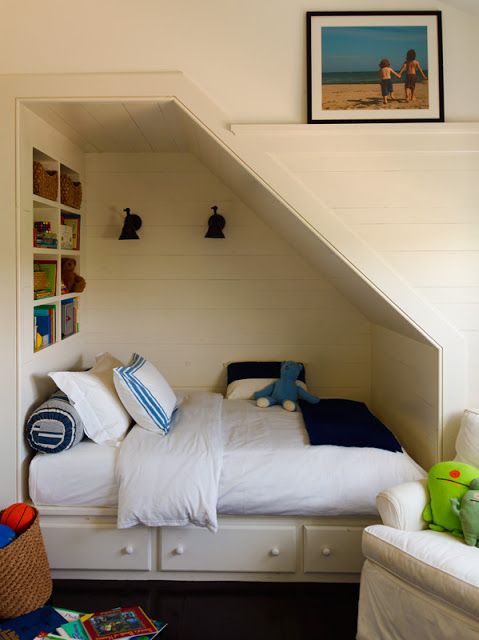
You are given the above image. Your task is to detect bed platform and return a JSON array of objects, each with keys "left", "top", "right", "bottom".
[{"left": 37, "top": 508, "right": 378, "bottom": 582}]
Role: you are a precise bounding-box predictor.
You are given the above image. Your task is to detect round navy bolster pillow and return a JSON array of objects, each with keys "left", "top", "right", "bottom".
[{"left": 25, "top": 390, "right": 84, "bottom": 454}]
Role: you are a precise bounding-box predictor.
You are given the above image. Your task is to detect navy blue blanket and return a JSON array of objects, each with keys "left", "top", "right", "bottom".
[{"left": 299, "top": 398, "right": 402, "bottom": 452}]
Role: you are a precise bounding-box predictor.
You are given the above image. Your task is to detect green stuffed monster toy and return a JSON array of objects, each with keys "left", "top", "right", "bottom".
[
  {"left": 423, "top": 461, "right": 479, "bottom": 536},
  {"left": 450, "top": 478, "right": 479, "bottom": 546}
]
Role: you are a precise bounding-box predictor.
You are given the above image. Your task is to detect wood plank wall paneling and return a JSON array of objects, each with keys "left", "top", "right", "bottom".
[
  {"left": 278, "top": 148, "right": 478, "bottom": 409},
  {"left": 84, "top": 153, "right": 372, "bottom": 399},
  {"left": 370, "top": 325, "right": 439, "bottom": 470}
]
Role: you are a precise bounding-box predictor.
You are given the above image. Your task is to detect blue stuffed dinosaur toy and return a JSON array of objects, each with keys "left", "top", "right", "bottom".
[{"left": 253, "top": 361, "right": 320, "bottom": 412}]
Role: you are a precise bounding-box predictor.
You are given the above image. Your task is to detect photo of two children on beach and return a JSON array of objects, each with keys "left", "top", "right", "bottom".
[{"left": 321, "top": 25, "right": 429, "bottom": 110}]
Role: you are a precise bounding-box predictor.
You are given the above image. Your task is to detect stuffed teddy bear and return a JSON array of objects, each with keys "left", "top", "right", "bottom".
[
  {"left": 450, "top": 478, "right": 479, "bottom": 546},
  {"left": 61, "top": 257, "right": 86, "bottom": 293},
  {"left": 253, "top": 360, "right": 320, "bottom": 412},
  {"left": 423, "top": 461, "right": 479, "bottom": 536}
]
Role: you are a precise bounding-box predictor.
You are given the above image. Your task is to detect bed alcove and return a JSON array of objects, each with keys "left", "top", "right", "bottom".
[{"left": 2, "top": 72, "right": 466, "bottom": 582}]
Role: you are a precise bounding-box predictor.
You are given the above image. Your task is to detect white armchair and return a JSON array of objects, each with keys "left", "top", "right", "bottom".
[{"left": 357, "top": 408, "right": 479, "bottom": 640}]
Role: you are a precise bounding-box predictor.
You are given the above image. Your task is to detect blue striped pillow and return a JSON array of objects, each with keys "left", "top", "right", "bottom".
[
  {"left": 113, "top": 353, "right": 177, "bottom": 434},
  {"left": 25, "top": 391, "right": 84, "bottom": 453}
]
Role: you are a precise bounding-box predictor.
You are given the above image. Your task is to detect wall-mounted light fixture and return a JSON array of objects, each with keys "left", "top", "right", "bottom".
[
  {"left": 119, "top": 207, "right": 142, "bottom": 240},
  {"left": 205, "top": 205, "right": 225, "bottom": 239}
]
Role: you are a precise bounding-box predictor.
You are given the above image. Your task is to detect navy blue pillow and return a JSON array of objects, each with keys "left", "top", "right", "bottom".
[
  {"left": 227, "top": 361, "right": 306, "bottom": 385},
  {"left": 25, "top": 391, "right": 85, "bottom": 454},
  {"left": 299, "top": 398, "right": 402, "bottom": 452}
]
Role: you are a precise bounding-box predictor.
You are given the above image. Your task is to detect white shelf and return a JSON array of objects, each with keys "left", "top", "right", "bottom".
[
  {"left": 33, "top": 246, "right": 57, "bottom": 254},
  {"left": 34, "top": 292, "right": 82, "bottom": 306},
  {"left": 33, "top": 193, "right": 59, "bottom": 207},
  {"left": 33, "top": 297, "right": 56, "bottom": 306},
  {"left": 60, "top": 203, "right": 82, "bottom": 215},
  {"left": 60, "top": 292, "right": 81, "bottom": 301},
  {"left": 33, "top": 194, "right": 82, "bottom": 215}
]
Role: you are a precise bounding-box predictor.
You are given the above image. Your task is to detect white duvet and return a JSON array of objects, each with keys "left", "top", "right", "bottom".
[
  {"left": 32, "top": 393, "right": 426, "bottom": 525},
  {"left": 117, "top": 391, "right": 223, "bottom": 532},
  {"left": 218, "top": 400, "right": 425, "bottom": 516}
]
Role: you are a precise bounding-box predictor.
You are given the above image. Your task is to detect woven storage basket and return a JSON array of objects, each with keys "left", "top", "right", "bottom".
[
  {"left": 33, "top": 161, "right": 58, "bottom": 201},
  {"left": 71, "top": 182, "right": 82, "bottom": 209},
  {"left": 60, "top": 174, "right": 82, "bottom": 209},
  {"left": 0, "top": 508, "right": 52, "bottom": 618}
]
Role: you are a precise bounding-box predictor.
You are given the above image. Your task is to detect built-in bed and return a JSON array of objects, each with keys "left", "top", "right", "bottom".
[{"left": 29, "top": 384, "right": 424, "bottom": 582}]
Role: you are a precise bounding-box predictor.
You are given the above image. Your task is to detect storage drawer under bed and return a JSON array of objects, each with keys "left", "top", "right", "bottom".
[
  {"left": 303, "top": 525, "right": 365, "bottom": 573},
  {"left": 41, "top": 519, "right": 152, "bottom": 571},
  {"left": 160, "top": 524, "right": 297, "bottom": 573}
]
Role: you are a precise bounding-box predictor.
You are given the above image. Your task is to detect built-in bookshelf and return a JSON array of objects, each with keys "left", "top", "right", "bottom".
[{"left": 32, "top": 148, "right": 83, "bottom": 353}]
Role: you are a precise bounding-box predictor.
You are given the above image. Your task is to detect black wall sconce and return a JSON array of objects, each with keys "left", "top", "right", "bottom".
[
  {"left": 205, "top": 205, "right": 225, "bottom": 238},
  {"left": 119, "top": 207, "right": 142, "bottom": 240}
]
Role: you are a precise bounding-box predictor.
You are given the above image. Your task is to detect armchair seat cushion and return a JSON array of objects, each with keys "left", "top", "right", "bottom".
[{"left": 363, "top": 524, "right": 479, "bottom": 620}]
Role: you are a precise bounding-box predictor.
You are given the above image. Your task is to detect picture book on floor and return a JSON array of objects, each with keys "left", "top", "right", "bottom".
[
  {"left": 56, "top": 608, "right": 166, "bottom": 640},
  {"left": 0, "top": 606, "right": 166, "bottom": 640}
]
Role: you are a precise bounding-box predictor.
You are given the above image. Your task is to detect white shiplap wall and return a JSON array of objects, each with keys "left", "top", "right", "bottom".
[
  {"left": 84, "top": 152, "right": 371, "bottom": 398},
  {"left": 276, "top": 135, "right": 479, "bottom": 410},
  {"left": 370, "top": 325, "right": 439, "bottom": 468}
]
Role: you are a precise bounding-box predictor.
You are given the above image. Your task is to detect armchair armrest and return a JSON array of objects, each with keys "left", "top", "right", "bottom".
[{"left": 376, "top": 479, "right": 429, "bottom": 531}]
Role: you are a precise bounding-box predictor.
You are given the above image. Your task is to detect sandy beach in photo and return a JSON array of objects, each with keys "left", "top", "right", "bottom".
[{"left": 322, "top": 81, "right": 429, "bottom": 110}]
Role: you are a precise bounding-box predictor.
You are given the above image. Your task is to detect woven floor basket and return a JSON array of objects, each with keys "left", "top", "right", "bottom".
[{"left": 0, "top": 509, "right": 52, "bottom": 619}]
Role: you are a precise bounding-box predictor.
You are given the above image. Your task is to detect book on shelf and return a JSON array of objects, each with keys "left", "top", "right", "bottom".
[
  {"left": 61, "top": 297, "right": 78, "bottom": 339},
  {"left": 34, "top": 304, "right": 56, "bottom": 351},
  {"left": 33, "top": 221, "right": 58, "bottom": 249},
  {"left": 34, "top": 259, "right": 57, "bottom": 299},
  {"left": 60, "top": 224, "right": 73, "bottom": 250},
  {"left": 61, "top": 212, "right": 81, "bottom": 250}
]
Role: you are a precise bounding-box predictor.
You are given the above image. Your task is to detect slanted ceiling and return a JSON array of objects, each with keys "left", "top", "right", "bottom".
[
  {"left": 26, "top": 101, "right": 189, "bottom": 153},
  {"left": 26, "top": 99, "right": 432, "bottom": 345}
]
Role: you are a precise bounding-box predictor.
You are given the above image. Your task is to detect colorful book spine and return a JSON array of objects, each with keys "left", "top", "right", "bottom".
[{"left": 34, "top": 305, "right": 56, "bottom": 351}]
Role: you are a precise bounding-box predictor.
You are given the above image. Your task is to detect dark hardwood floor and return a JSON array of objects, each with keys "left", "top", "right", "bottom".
[{"left": 51, "top": 580, "right": 359, "bottom": 640}]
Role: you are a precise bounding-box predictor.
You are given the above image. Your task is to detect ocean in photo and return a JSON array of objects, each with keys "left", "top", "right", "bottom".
[{"left": 322, "top": 70, "right": 428, "bottom": 85}]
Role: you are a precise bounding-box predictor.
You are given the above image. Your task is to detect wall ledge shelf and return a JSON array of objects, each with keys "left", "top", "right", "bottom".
[{"left": 230, "top": 122, "right": 479, "bottom": 136}]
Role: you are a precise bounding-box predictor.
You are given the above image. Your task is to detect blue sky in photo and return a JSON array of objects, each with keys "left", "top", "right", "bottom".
[{"left": 322, "top": 26, "right": 428, "bottom": 73}]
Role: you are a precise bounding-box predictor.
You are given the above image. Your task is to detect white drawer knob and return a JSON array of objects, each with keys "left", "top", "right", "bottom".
[
  {"left": 270, "top": 547, "right": 280, "bottom": 557},
  {"left": 321, "top": 546, "right": 332, "bottom": 557},
  {"left": 175, "top": 544, "right": 185, "bottom": 555},
  {"left": 123, "top": 544, "right": 134, "bottom": 555}
]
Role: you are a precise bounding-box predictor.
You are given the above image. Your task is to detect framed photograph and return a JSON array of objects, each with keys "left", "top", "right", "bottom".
[{"left": 307, "top": 11, "right": 444, "bottom": 124}]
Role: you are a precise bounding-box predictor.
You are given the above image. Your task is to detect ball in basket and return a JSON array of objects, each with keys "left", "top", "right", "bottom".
[
  {"left": 0, "top": 524, "right": 15, "bottom": 548},
  {"left": 0, "top": 502, "right": 36, "bottom": 535}
]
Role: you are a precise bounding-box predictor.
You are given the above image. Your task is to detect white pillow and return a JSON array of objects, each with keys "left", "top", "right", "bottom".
[
  {"left": 113, "top": 353, "right": 177, "bottom": 434},
  {"left": 49, "top": 352, "right": 131, "bottom": 446},
  {"left": 225, "top": 377, "right": 307, "bottom": 400},
  {"left": 455, "top": 408, "right": 479, "bottom": 467}
]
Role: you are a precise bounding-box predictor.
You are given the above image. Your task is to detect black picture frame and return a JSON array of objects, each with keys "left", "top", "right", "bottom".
[{"left": 306, "top": 11, "right": 444, "bottom": 124}]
